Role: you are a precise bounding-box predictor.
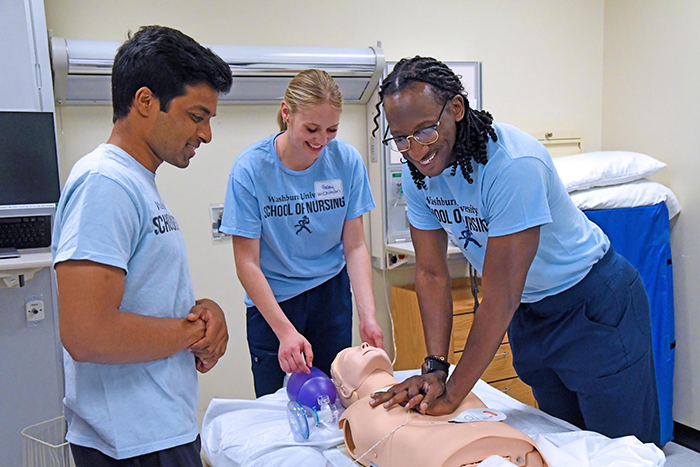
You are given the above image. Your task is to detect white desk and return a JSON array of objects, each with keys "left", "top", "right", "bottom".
[
  {"left": 0, "top": 249, "right": 52, "bottom": 287},
  {"left": 0, "top": 250, "right": 52, "bottom": 270}
]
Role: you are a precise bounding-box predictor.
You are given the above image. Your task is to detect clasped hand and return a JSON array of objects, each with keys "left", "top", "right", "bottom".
[
  {"left": 187, "top": 299, "right": 229, "bottom": 373},
  {"left": 369, "top": 371, "right": 460, "bottom": 415}
]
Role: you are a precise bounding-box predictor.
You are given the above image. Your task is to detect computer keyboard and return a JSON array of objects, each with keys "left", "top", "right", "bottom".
[{"left": 0, "top": 216, "right": 51, "bottom": 249}]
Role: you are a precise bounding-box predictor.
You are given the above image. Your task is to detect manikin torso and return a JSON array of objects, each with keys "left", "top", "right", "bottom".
[{"left": 331, "top": 344, "right": 546, "bottom": 467}]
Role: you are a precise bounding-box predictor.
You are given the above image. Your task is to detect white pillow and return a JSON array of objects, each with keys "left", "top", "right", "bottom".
[
  {"left": 569, "top": 179, "right": 680, "bottom": 219},
  {"left": 553, "top": 151, "right": 667, "bottom": 193}
]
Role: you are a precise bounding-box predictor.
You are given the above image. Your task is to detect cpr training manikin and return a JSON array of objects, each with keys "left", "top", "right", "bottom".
[{"left": 330, "top": 343, "right": 547, "bottom": 467}]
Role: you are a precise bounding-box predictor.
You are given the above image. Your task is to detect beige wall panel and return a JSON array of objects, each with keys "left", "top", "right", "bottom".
[{"left": 603, "top": 0, "right": 700, "bottom": 429}]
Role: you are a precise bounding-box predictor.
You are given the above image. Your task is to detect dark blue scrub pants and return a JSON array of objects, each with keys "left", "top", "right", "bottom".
[
  {"left": 247, "top": 266, "right": 353, "bottom": 397},
  {"left": 509, "top": 246, "right": 661, "bottom": 445},
  {"left": 70, "top": 436, "right": 201, "bottom": 467}
]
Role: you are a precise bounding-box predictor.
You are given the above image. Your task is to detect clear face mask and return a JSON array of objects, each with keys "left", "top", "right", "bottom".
[{"left": 286, "top": 395, "right": 341, "bottom": 442}]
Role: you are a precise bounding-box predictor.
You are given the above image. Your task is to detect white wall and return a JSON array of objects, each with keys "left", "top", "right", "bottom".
[
  {"left": 602, "top": 0, "right": 700, "bottom": 430},
  {"left": 44, "top": 0, "right": 606, "bottom": 425}
]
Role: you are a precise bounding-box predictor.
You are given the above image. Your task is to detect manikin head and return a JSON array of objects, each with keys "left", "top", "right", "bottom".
[{"left": 331, "top": 343, "right": 396, "bottom": 408}]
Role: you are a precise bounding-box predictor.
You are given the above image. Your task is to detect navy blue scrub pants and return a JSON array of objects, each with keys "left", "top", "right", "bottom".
[
  {"left": 70, "top": 436, "right": 201, "bottom": 467},
  {"left": 509, "top": 246, "right": 661, "bottom": 445},
  {"left": 247, "top": 266, "right": 353, "bottom": 397}
]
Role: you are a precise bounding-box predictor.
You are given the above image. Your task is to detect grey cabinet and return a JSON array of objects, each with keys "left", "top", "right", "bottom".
[
  {"left": 0, "top": 0, "right": 55, "bottom": 111},
  {"left": 0, "top": 1, "right": 64, "bottom": 466}
]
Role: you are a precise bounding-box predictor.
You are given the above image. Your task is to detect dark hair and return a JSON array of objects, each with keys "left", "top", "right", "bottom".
[
  {"left": 373, "top": 56, "right": 497, "bottom": 190},
  {"left": 111, "top": 25, "right": 233, "bottom": 123}
]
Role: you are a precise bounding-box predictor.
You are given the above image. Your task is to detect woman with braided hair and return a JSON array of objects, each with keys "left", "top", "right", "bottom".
[{"left": 370, "top": 56, "right": 661, "bottom": 445}]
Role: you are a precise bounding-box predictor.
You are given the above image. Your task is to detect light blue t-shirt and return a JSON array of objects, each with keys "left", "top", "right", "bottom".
[
  {"left": 403, "top": 122, "right": 609, "bottom": 303},
  {"left": 52, "top": 144, "right": 199, "bottom": 459},
  {"left": 221, "top": 134, "right": 375, "bottom": 306}
]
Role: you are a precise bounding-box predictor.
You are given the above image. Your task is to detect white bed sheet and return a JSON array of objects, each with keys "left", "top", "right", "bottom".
[{"left": 201, "top": 369, "right": 665, "bottom": 467}]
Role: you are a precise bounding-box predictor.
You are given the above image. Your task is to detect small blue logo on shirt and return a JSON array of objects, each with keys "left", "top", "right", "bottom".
[
  {"left": 459, "top": 226, "right": 482, "bottom": 249},
  {"left": 294, "top": 215, "right": 312, "bottom": 234}
]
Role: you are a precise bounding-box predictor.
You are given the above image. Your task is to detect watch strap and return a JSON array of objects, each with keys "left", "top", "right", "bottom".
[{"left": 424, "top": 355, "right": 449, "bottom": 374}]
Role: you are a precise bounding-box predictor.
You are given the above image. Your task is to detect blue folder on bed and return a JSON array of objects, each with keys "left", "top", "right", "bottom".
[{"left": 584, "top": 202, "right": 675, "bottom": 445}]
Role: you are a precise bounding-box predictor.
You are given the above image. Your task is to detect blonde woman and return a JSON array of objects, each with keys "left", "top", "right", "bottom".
[{"left": 221, "top": 69, "right": 384, "bottom": 396}]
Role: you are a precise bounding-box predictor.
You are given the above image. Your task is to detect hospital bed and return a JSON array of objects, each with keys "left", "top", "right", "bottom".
[
  {"left": 200, "top": 368, "right": 665, "bottom": 467},
  {"left": 552, "top": 149, "right": 679, "bottom": 445}
]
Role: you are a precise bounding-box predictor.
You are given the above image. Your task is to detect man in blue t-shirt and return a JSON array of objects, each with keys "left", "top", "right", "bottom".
[
  {"left": 52, "top": 26, "right": 232, "bottom": 465},
  {"left": 369, "top": 57, "right": 660, "bottom": 446}
]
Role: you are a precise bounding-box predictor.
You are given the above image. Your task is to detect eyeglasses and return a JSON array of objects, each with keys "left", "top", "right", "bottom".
[{"left": 382, "top": 98, "right": 451, "bottom": 153}]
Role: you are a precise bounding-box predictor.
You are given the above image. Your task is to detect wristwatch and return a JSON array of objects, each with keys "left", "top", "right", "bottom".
[{"left": 424, "top": 355, "right": 449, "bottom": 374}]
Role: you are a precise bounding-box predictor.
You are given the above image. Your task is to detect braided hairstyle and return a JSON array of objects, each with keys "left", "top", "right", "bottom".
[{"left": 373, "top": 56, "right": 497, "bottom": 189}]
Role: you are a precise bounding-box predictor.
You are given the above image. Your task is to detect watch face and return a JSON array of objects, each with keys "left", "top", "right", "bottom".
[{"left": 426, "top": 358, "right": 448, "bottom": 374}]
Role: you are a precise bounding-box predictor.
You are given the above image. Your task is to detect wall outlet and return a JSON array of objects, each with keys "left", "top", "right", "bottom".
[
  {"left": 25, "top": 295, "right": 44, "bottom": 326},
  {"left": 209, "top": 205, "right": 228, "bottom": 242}
]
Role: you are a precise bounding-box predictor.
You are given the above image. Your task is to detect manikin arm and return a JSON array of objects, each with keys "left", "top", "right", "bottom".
[
  {"left": 342, "top": 216, "right": 385, "bottom": 349},
  {"left": 57, "top": 260, "right": 205, "bottom": 364},
  {"left": 231, "top": 235, "right": 313, "bottom": 373}
]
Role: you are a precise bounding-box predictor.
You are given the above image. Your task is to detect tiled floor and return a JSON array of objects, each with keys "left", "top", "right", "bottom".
[{"left": 663, "top": 442, "right": 700, "bottom": 466}]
